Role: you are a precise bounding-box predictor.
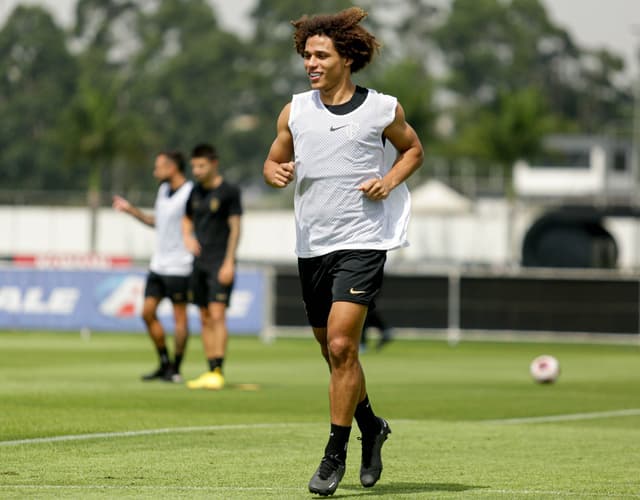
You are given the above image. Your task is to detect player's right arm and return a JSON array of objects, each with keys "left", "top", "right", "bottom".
[
  {"left": 263, "top": 103, "right": 295, "bottom": 188},
  {"left": 112, "top": 195, "right": 155, "bottom": 227},
  {"left": 182, "top": 215, "right": 201, "bottom": 257}
]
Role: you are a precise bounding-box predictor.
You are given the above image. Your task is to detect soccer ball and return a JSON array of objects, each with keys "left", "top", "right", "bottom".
[{"left": 529, "top": 354, "right": 560, "bottom": 384}]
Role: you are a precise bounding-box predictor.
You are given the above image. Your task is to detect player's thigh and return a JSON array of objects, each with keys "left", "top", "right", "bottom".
[
  {"left": 171, "top": 302, "right": 189, "bottom": 328},
  {"left": 328, "top": 301, "right": 368, "bottom": 342},
  {"left": 142, "top": 295, "right": 161, "bottom": 318},
  {"left": 207, "top": 301, "right": 227, "bottom": 322}
]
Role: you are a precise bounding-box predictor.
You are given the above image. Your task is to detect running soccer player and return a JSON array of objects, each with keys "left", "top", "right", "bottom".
[
  {"left": 112, "top": 151, "right": 193, "bottom": 383},
  {"left": 263, "top": 7, "right": 424, "bottom": 496},
  {"left": 182, "top": 143, "right": 242, "bottom": 390}
]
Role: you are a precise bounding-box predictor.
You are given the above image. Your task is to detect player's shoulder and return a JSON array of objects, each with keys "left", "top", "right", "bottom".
[
  {"left": 292, "top": 89, "right": 315, "bottom": 99},
  {"left": 290, "top": 90, "right": 322, "bottom": 120},
  {"left": 366, "top": 87, "right": 397, "bottom": 103},
  {"left": 188, "top": 182, "right": 206, "bottom": 199},
  {"left": 221, "top": 179, "right": 241, "bottom": 194},
  {"left": 291, "top": 89, "right": 317, "bottom": 107}
]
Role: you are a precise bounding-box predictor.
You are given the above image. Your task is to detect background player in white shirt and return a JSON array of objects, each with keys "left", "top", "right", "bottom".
[
  {"left": 113, "top": 151, "right": 193, "bottom": 383},
  {"left": 263, "top": 7, "right": 423, "bottom": 497}
]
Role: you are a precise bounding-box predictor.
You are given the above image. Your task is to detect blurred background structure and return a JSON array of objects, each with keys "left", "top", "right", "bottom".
[{"left": 1, "top": 0, "right": 639, "bottom": 338}]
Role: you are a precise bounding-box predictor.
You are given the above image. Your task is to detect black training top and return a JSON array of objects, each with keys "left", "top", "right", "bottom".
[
  {"left": 324, "top": 85, "right": 368, "bottom": 115},
  {"left": 185, "top": 180, "right": 242, "bottom": 269}
]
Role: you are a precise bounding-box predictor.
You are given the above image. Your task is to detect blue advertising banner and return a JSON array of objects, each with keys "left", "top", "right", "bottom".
[{"left": 0, "top": 267, "right": 266, "bottom": 334}]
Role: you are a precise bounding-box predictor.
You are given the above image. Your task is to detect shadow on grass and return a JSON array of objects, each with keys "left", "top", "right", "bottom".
[{"left": 326, "top": 481, "right": 487, "bottom": 497}]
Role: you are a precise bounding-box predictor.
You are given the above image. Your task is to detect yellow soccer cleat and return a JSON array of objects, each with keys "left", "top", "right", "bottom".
[{"left": 186, "top": 368, "right": 225, "bottom": 390}]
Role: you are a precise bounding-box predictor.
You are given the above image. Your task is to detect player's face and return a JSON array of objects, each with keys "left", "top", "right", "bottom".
[
  {"left": 191, "top": 157, "right": 217, "bottom": 184},
  {"left": 303, "top": 35, "right": 351, "bottom": 92},
  {"left": 153, "top": 155, "right": 173, "bottom": 182}
]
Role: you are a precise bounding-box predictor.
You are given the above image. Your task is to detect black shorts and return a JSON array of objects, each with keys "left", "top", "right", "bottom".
[
  {"left": 297, "top": 249, "right": 387, "bottom": 328},
  {"left": 189, "top": 265, "right": 234, "bottom": 307},
  {"left": 144, "top": 271, "right": 189, "bottom": 304}
]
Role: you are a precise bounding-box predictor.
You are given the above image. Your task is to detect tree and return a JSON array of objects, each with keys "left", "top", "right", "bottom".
[
  {"left": 128, "top": 0, "right": 254, "bottom": 181},
  {"left": 453, "top": 88, "right": 560, "bottom": 178},
  {"left": 0, "top": 6, "right": 79, "bottom": 191},
  {"left": 434, "top": 0, "right": 631, "bottom": 134},
  {"left": 58, "top": 0, "right": 153, "bottom": 197},
  {"left": 367, "top": 57, "right": 436, "bottom": 173}
]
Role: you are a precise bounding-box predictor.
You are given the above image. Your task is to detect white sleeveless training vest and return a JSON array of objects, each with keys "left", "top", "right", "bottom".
[
  {"left": 150, "top": 181, "right": 194, "bottom": 276},
  {"left": 288, "top": 88, "right": 411, "bottom": 258}
]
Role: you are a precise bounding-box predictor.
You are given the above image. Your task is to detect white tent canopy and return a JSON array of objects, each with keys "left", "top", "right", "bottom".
[{"left": 410, "top": 179, "right": 473, "bottom": 214}]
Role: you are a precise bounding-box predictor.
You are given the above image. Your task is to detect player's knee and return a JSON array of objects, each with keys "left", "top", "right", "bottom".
[
  {"left": 327, "top": 335, "right": 357, "bottom": 365},
  {"left": 141, "top": 308, "right": 156, "bottom": 324}
]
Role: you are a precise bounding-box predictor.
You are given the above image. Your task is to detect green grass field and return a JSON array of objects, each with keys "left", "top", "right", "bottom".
[{"left": 1, "top": 331, "right": 639, "bottom": 499}]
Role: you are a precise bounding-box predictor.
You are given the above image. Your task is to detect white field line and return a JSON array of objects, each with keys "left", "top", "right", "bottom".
[
  {"left": 2, "top": 485, "right": 638, "bottom": 498},
  {"left": 0, "top": 422, "right": 315, "bottom": 447},
  {"left": 482, "top": 408, "right": 640, "bottom": 425},
  {"left": 476, "top": 489, "right": 640, "bottom": 498},
  {"left": 1, "top": 485, "right": 301, "bottom": 492},
  {"left": 3, "top": 409, "right": 640, "bottom": 447}
]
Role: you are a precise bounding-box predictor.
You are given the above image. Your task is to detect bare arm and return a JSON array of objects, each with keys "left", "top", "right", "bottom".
[
  {"left": 182, "top": 215, "right": 200, "bottom": 257},
  {"left": 358, "top": 103, "right": 424, "bottom": 201},
  {"left": 218, "top": 215, "right": 241, "bottom": 286},
  {"left": 263, "top": 103, "right": 295, "bottom": 188},
  {"left": 112, "top": 195, "right": 155, "bottom": 227}
]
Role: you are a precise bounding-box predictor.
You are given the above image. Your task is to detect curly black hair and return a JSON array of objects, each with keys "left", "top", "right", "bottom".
[{"left": 291, "top": 7, "right": 381, "bottom": 73}]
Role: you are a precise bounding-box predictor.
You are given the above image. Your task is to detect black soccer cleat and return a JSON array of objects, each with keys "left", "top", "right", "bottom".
[
  {"left": 308, "top": 454, "right": 346, "bottom": 496},
  {"left": 141, "top": 364, "right": 172, "bottom": 381},
  {"left": 359, "top": 417, "right": 391, "bottom": 487},
  {"left": 160, "top": 365, "right": 182, "bottom": 383}
]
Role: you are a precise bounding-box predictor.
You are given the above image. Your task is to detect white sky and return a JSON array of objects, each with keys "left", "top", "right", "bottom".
[{"left": 1, "top": 0, "right": 638, "bottom": 78}]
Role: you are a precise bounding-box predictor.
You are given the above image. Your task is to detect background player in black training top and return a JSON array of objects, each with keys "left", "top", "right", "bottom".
[{"left": 182, "top": 143, "right": 242, "bottom": 390}]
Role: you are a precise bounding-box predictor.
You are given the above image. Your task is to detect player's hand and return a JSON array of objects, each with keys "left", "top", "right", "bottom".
[
  {"left": 266, "top": 161, "right": 295, "bottom": 188},
  {"left": 218, "top": 260, "right": 234, "bottom": 286},
  {"left": 112, "top": 195, "right": 131, "bottom": 212},
  {"left": 358, "top": 177, "right": 390, "bottom": 201},
  {"left": 185, "top": 236, "right": 201, "bottom": 257}
]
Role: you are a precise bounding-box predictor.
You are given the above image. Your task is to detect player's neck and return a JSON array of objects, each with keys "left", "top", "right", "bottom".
[
  {"left": 169, "top": 174, "right": 186, "bottom": 191},
  {"left": 202, "top": 174, "right": 223, "bottom": 189},
  {"left": 318, "top": 79, "right": 355, "bottom": 106}
]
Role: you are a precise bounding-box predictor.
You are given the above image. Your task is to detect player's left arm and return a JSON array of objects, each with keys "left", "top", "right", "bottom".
[
  {"left": 218, "top": 214, "right": 241, "bottom": 286},
  {"left": 359, "top": 103, "right": 424, "bottom": 201}
]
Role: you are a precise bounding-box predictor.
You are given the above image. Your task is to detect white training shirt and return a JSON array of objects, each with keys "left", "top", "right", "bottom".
[
  {"left": 288, "top": 88, "right": 411, "bottom": 258},
  {"left": 149, "top": 180, "right": 194, "bottom": 276}
]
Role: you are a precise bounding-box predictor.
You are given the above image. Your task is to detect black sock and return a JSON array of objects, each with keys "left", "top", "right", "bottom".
[
  {"left": 173, "top": 353, "right": 183, "bottom": 372},
  {"left": 158, "top": 347, "right": 170, "bottom": 367},
  {"left": 354, "top": 395, "right": 381, "bottom": 436},
  {"left": 208, "top": 357, "right": 224, "bottom": 372},
  {"left": 324, "top": 423, "right": 351, "bottom": 462}
]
